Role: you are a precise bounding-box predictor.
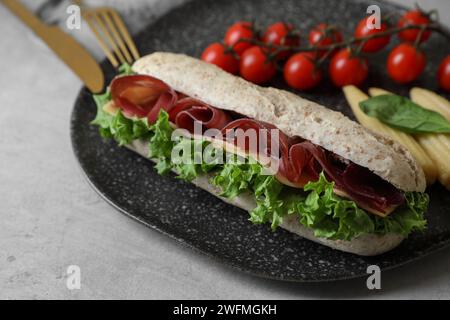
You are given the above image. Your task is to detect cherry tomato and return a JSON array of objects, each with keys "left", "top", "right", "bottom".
[
  {"left": 263, "top": 22, "right": 300, "bottom": 60},
  {"left": 224, "top": 21, "right": 255, "bottom": 55},
  {"left": 283, "top": 52, "right": 322, "bottom": 90},
  {"left": 354, "top": 17, "right": 391, "bottom": 53},
  {"left": 438, "top": 55, "right": 450, "bottom": 91},
  {"left": 201, "top": 42, "right": 240, "bottom": 74},
  {"left": 329, "top": 49, "right": 368, "bottom": 87},
  {"left": 387, "top": 43, "right": 426, "bottom": 83},
  {"left": 397, "top": 10, "right": 431, "bottom": 43},
  {"left": 239, "top": 46, "right": 277, "bottom": 84},
  {"left": 308, "top": 23, "right": 343, "bottom": 58}
]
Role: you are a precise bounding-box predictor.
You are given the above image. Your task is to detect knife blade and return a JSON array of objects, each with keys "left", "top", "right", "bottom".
[{"left": 2, "top": 0, "right": 104, "bottom": 93}]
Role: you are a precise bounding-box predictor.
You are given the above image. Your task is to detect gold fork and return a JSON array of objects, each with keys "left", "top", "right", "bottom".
[{"left": 78, "top": 1, "right": 140, "bottom": 68}]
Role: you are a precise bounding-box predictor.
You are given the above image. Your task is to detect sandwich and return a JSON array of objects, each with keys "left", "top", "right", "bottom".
[{"left": 91, "top": 52, "right": 429, "bottom": 256}]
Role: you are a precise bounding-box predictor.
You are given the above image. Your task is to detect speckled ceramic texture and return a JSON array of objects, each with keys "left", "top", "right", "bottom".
[{"left": 71, "top": 0, "right": 450, "bottom": 282}]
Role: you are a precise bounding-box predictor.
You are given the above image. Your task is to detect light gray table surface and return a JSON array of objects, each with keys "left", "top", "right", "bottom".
[{"left": 1, "top": 0, "right": 450, "bottom": 300}]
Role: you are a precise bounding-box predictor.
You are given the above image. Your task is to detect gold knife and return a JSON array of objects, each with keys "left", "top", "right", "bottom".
[{"left": 2, "top": 0, "right": 104, "bottom": 93}]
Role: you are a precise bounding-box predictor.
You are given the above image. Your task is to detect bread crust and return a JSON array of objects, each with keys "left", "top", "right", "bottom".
[
  {"left": 127, "top": 140, "right": 404, "bottom": 256},
  {"left": 133, "top": 52, "right": 426, "bottom": 192}
]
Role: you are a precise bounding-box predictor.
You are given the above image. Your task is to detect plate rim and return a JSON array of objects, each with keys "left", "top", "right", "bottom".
[{"left": 70, "top": 0, "right": 450, "bottom": 283}]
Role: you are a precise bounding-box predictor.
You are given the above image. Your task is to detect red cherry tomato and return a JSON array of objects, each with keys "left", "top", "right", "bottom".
[
  {"left": 283, "top": 52, "right": 322, "bottom": 90},
  {"left": 354, "top": 17, "right": 391, "bottom": 53},
  {"left": 329, "top": 49, "right": 368, "bottom": 87},
  {"left": 263, "top": 22, "right": 300, "bottom": 60},
  {"left": 239, "top": 46, "right": 277, "bottom": 84},
  {"left": 201, "top": 42, "right": 240, "bottom": 74},
  {"left": 438, "top": 55, "right": 450, "bottom": 91},
  {"left": 308, "top": 23, "right": 343, "bottom": 58},
  {"left": 224, "top": 21, "right": 255, "bottom": 55},
  {"left": 387, "top": 43, "right": 426, "bottom": 84},
  {"left": 397, "top": 10, "right": 431, "bottom": 43}
]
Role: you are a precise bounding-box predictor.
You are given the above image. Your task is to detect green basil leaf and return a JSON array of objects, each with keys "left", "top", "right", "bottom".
[{"left": 360, "top": 94, "right": 450, "bottom": 133}]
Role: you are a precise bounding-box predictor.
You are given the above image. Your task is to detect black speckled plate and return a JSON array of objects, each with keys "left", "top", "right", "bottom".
[{"left": 71, "top": 0, "right": 450, "bottom": 282}]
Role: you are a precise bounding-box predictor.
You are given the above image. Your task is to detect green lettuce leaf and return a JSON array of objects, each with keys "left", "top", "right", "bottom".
[
  {"left": 91, "top": 91, "right": 113, "bottom": 130},
  {"left": 172, "top": 138, "right": 207, "bottom": 181},
  {"left": 249, "top": 198, "right": 284, "bottom": 229},
  {"left": 295, "top": 173, "right": 375, "bottom": 240},
  {"left": 111, "top": 112, "right": 150, "bottom": 146},
  {"left": 373, "top": 192, "right": 428, "bottom": 236},
  {"left": 91, "top": 62, "right": 144, "bottom": 144},
  {"left": 92, "top": 106, "right": 429, "bottom": 241},
  {"left": 147, "top": 111, "right": 174, "bottom": 175},
  {"left": 91, "top": 91, "right": 150, "bottom": 145},
  {"left": 147, "top": 112, "right": 221, "bottom": 179},
  {"left": 251, "top": 175, "right": 285, "bottom": 230},
  {"left": 212, "top": 162, "right": 262, "bottom": 198},
  {"left": 118, "top": 63, "right": 135, "bottom": 76},
  {"left": 212, "top": 163, "right": 428, "bottom": 240}
]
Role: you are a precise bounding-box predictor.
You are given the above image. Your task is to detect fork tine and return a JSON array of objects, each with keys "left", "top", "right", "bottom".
[
  {"left": 92, "top": 9, "right": 127, "bottom": 65},
  {"left": 83, "top": 11, "right": 119, "bottom": 67},
  {"left": 100, "top": 10, "right": 133, "bottom": 64},
  {"left": 110, "top": 10, "right": 140, "bottom": 61}
]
